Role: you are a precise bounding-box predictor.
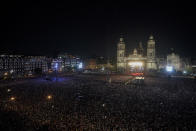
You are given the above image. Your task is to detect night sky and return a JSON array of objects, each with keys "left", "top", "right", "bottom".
[{"left": 1, "top": 1, "right": 195, "bottom": 57}]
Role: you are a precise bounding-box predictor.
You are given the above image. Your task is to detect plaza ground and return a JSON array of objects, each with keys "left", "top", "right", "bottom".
[{"left": 0, "top": 74, "right": 196, "bottom": 130}]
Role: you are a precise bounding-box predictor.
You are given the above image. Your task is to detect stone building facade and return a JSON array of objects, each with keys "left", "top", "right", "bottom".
[
  {"left": 117, "top": 35, "right": 157, "bottom": 73},
  {"left": 167, "top": 53, "right": 180, "bottom": 71}
]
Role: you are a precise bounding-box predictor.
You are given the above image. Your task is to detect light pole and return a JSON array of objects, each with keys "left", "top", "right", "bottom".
[{"left": 55, "top": 63, "right": 58, "bottom": 82}]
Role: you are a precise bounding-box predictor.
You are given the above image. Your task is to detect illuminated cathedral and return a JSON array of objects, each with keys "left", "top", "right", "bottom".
[{"left": 117, "top": 35, "right": 157, "bottom": 72}]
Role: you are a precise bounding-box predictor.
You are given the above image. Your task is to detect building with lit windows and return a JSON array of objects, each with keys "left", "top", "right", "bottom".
[
  {"left": 24, "top": 56, "right": 49, "bottom": 74},
  {"left": 167, "top": 53, "right": 181, "bottom": 71},
  {"left": 0, "top": 55, "right": 50, "bottom": 78},
  {"left": 0, "top": 55, "right": 25, "bottom": 77},
  {"left": 51, "top": 59, "right": 63, "bottom": 72},
  {"left": 58, "top": 53, "right": 81, "bottom": 68},
  {"left": 117, "top": 35, "right": 193, "bottom": 74},
  {"left": 51, "top": 53, "right": 82, "bottom": 72},
  {"left": 166, "top": 53, "right": 192, "bottom": 72}
]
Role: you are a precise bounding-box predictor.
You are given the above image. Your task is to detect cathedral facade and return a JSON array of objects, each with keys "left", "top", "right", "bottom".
[{"left": 117, "top": 35, "right": 157, "bottom": 73}]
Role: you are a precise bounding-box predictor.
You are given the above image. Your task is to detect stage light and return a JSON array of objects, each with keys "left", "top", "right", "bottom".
[
  {"left": 128, "top": 62, "right": 143, "bottom": 67},
  {"left": 10, "top": 69, "right": 14, "bottom": 74},
  {"left": 78, "top": 62, "right": 83, "bottom": 69},
  {"left": 183, "top": 70, "right": 187, "bottom": 74},
  {"left": 135, "top": 76, "right": 144, "bottom": 80},
  {"left": 166, "top": 66, "right": 173, "bottom": 72},
  {"left": 55, "top": 63, "right": 58, "bottom": 69}
]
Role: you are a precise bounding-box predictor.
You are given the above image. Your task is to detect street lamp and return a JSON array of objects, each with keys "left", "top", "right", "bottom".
[
  {"left": 47, "top": 95, "right": 52, "bottom": 100},
  {"left": 7, "top": 89, "right": 11, "bottom": 92},
  {"left": 10, "top": 96, "right": 16, "bottom": 101}
]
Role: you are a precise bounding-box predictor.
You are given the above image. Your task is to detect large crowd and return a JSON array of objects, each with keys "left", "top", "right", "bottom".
[{"left": 0, "top": 74, "right": 196, "bottom": 130}]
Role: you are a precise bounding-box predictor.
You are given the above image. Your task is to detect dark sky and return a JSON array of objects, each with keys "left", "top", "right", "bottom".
[{"left": 1, "top": 1, "right": 195, "bottom": 57}]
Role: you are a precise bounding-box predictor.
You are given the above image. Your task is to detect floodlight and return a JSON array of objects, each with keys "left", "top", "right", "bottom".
[
  {"left": 78, "top": 62, "right": 83, "bottom": 69},
  {"left": 128, "top": 62, "right": 143, "bottom": 67},
  {"left": 166, "top": 66, "right": 173, "bottom": 72}
]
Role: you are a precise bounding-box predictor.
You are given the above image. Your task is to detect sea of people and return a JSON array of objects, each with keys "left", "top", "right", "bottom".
[{"left": 0, "top": 74, "right": 196, "bottom": 130}]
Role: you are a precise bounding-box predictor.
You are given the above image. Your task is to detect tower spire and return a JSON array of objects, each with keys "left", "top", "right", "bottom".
[
  {"left": 117, "top": 34, "right": 126, "bottom": 72},
  {"left": 138, "top": 41, "right": 144, "bottom": 55},
  {"left": 149, "top": 35, "right": 154, "bottom": 40},
  {"left": 120, "top": 33, "right": 124, "bottom": 42},
  {"left": 139, "top": 41, "right": 143, "bottom": 49},
  {"left": 146, "top": 35, "right": 157, "bottom": 70}
]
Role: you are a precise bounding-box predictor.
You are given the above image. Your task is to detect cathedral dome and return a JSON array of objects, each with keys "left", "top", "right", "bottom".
[
  {"left": 120, "top": 38, "right": 124, "bottom": 42},
  {"left": 133, "top": 48, "right": 137, "bottom": 56}
]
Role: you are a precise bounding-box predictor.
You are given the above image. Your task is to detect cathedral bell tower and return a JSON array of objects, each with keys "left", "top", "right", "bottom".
[
  {"left": 138, "top": 42, "right": 144, "bottom": 56},
  {"left": 146, "top": 35, "right": 157, "bottom": 70},
  {"left": 117, "top": 37, "right": 126, "bottom": 72}
]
